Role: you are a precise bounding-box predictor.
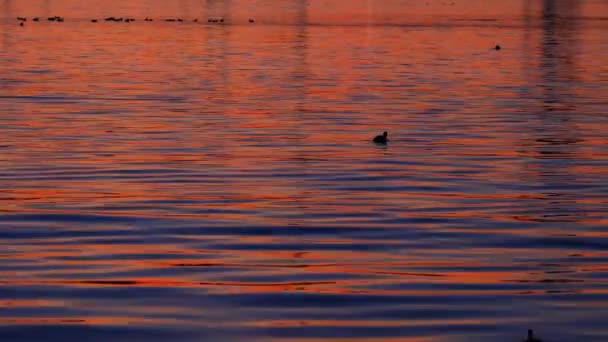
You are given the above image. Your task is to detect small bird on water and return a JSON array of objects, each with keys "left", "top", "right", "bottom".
[
  {"left": 524, "top": 329, "right": 542, "bottom": 342},
  {"left": 373, "top": 131, "right": 388, "bottom": 145},
  {"left": 495, "top": 44, "right": 501, "bottom": 50}
]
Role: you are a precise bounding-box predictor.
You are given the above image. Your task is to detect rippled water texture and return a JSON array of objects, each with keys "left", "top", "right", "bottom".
[{"left": 1, "top": 0, "right": 608, "bottom": 341}]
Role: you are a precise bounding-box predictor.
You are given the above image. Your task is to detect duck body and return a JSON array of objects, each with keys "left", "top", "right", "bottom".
[{"left": 373, "top": 131, "right": 388, "bottom": 145}]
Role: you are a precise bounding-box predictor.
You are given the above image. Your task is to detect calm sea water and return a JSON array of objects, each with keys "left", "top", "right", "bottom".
[{"left": 1, "top": 0, "right": 608, "bottom": 341}]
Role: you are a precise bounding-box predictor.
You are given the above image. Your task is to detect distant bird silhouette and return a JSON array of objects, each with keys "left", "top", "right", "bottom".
[
  {"left": 495, "top": 44, "right": 501, "bottom": 50},
  {"left": 194, "top": 18, "right": 198, "bottom": 22},
  {"left": 91, "top": 19, "right": 98, "bottom": 22},
  {"left": 17, "top": 17, "right": 27, "bottom": 21},
  {"left": 524, "top": 329, "right": 542, "bottom": 342},
  {"left": 33, "top": 17, "right": 39, "bottom": 21},
  {"left": 249, "top": 18, "right": 255, "bottom": 23},
  {"left": 219, "top": 18, "right": 224, "bottom": 23},
  {"left": 177, "top": 18, "right": 183, "bottom": 22},
  {"left": 373, "top": 131, "right": 388, "bottom": 145},
  {"left": 19, "top": 22, "right": 24, "bottom": 27},
  {"left": 165, "top": 18, "right": 176, "bottom": 22},
  {"left": 145, "top": 17, "right": 153, "bottom": 22}
]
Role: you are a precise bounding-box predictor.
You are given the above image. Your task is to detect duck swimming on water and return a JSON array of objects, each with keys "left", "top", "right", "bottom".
[
  {"left": 373, "top": 131, "right": 388, "bottom": 145},
  {"left": 524, "top": 329, "right": 542, "bottom": 342}
]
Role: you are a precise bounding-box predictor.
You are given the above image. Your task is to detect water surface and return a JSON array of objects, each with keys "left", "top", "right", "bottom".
[{"left": 1, "top": 0, "right": 608, "bottom": 341}]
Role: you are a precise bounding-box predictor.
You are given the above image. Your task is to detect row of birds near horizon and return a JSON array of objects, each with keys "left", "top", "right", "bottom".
[
  {"left": 13, "top": 15, "right": 505, "bottom": 51},
  {"left": 15, "top": 16, "right": 255, "bottom": 25}
]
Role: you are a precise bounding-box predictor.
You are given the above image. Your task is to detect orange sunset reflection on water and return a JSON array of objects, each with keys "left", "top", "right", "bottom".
[{"left": 1, "top": 0, "right": 608, "bottom": 341}]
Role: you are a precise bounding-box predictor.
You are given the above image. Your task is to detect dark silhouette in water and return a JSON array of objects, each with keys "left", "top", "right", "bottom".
[
  {"left": 495, "top": 44, "right": 501, "bottom": 50},
  {"left": 145, "top": 17, "right": 153, "bottom": 22},
  {"left": 33, "top": 17, "right": 39, "bottom": 21},
  {"left": 524, "top": 329, "right": 542, "bottom": 342},
  {"left": 19, "top": 22, "right": 24, "bottom": 27},
  {"left": 17, "top": 17, "right": 27, "bottom": 21},
  {"left": 249, "top": 18, "right": 255, "bottom": 23},
  {"left": 91, "top": 19, "right": 98, "bottom": 23},
  {"left": 373, "top": 131, "right": 388, "bottom": 145}
]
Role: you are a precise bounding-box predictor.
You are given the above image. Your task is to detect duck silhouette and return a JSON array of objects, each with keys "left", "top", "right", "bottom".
[
  {"left": 495, "top": 44, "right": 501, "bottom": 50},
  {"left": 373, "top": 131, "right": 388, "bottom": 145},
  {"left": 524, "top": 329, "right": 542, "bottom": 342}
]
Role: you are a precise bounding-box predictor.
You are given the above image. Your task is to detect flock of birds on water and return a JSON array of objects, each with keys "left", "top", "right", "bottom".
[
  {"left": 14, "top": 16, "right": 504, "bottom": 53},
  {"left": 15, "top": 15, "right": 255, "bottom": 26}
]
